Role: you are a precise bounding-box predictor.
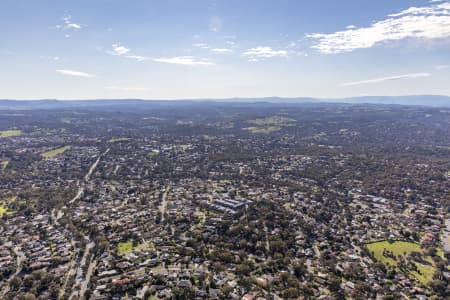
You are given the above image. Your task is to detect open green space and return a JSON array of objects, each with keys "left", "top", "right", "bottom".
[
  {"left": 108, "top": 137, "right": 130, "bottom": 143},
  {"left": 247, "top": 116, "right": 296, "bottom": 126},
  {"left": 0, "top": 130, "right": 22, "bottom": 138},
  {"left": 244, "top": 116, "right": 296, "bottom": 134},
  {"left": 41, "top": 146, "right": 72, "bottom": 159},
  {"left": 1, "top": 160, "right": 9, "bottom": 170},
  {"left": 148, "top": 150, "right": 160, "bottom": 157},
  {"left": 117, "top": 240, "right": 153, "bottom": 255},
  {"left": 0, "top": 205, "right": 9, "bottom": 215},
  {"left": 118, "top": 241, "right": 133, "bottom": 254},
  {"left": 367, "top": 241, "right": 421, "bottom": 264},
  {"left": 366, "top": 240, "right": 437, "bottom": 285},
  {"left": 60, "top": 118, "right": 75, "bottom": 124},
  {"left": 0, "top": 198, "right": 14, "bottom": 215},
  {"left": 243, "top": 126, "right": 282, "bottom": 134}
]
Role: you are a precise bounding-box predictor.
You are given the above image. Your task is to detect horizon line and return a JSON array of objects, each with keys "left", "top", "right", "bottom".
[{"left": 1, "top": 94, "right": 450, "bottom": 102}]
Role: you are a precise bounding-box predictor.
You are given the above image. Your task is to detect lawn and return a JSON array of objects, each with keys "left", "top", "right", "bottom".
[
  {"left": 1, "top": 161, "right": 9, "bottom": 170},
  {"left": 108, "top": 138, "right": 130, "bottom": 143},
  {"left": 41, "top": 146, "right": 72, "bottom": 159},
  {"left": 61, "top": 118, "right": 74, "bottom": 124},
  {"left": 366, "top": 240, "right": 437, "bottom": 285},
  {"left": 244, "top": 116, "right": 296, "bottom": 134},
  {"left": 148, "top": 150, "right": 160, "bottom": 157},
  {"left": 0, "top": 205, "right": 10, "bottom": 216},
  {"left": 247, "top": 116, "right": 296, "bottom": 126},
  {"left": 0, "top": 130, "right": 22, "bottom": 138},
  {"left": 367, "top": 241, "right": 421, "bottom": 264},
  {"left": 412, "top": 264, "right": 436, "bottom": 285},
  {"left": 118, "top": 241, "right": 133, "bottom": 254},
  {"left": 243, "top": 126, "right": 282, "bottom": 134}
]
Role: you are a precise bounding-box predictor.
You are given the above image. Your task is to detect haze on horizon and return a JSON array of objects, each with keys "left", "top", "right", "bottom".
[{"left": 1, "top": 0, "right": 450, "bottom": 100}]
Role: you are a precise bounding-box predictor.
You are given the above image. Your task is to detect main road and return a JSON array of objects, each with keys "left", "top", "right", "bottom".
[
  {"left": 159, "top": 184, "right": 171, "bottom": 222},
  {"left": 69, "top": 148, "right": 110, "bottom": 205},
  {"left": 443, "top": 217, "right": 450, "bottom": 253},
  {"left": 58, "top": 147, "right": 109, "bottom": 299}
]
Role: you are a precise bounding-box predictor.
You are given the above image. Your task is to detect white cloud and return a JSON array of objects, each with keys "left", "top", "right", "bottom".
[
  {"left": 153, "top": 56, "right": 215, "bottom": 66},
  {"left": 56, "top": 16, "right": 83, "bottom": 31},
  {"left": 112, "top": 44, "right": 130, "bottom": 56},
  {"left": 41, "top": 56, "right": 60, "bottom": 61},
  {"left": 193, "top": 43, "right": 209, "bottom": 49},
  {"left": 341, "top": 73, "right": 431, "bottom": 86},
  {"left": 242, "top": 46, "right": 288, "bottom": 60},
  {"left": 125, "top": 55, "right": 151, "bottom": 61},
  {"left": 434, "top": 64, "right": 449, "bottom": 69},
  {"left": 105, "top": 86, "right": 149, "bottom": 91},
  {"left": 308, "top": 2, "right": 450, "bottom": 54},
  {"left": 211, "top": 48, "right": 232, "bottom": 53},
  {"left": 109, "top": 44, "right": 148, "bottom": 61},
  {"left": 56, "top": 69, "right": 94, "bottom": 78},
  {"left": 108, "top": 44, "right": 214, "bottom": 66}
]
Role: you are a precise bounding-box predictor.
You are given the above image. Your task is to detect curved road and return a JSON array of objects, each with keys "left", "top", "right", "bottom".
[{"left": 0, "top": 247, "right": 25, "bottom": 297}]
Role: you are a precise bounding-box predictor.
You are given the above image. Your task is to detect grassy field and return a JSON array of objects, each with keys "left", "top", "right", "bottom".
[
  {"left": 108, "top": 138, "right": 130, "bottom": 143},
  {"left": 61, "top": 118, "right": 74, "bottom": 124},
  {"left": 41, "top": 146, "right": 72, "bottom": 159},
  {"left": 366, "top": 240, "right": 437, "bottom": 285},
  {"left": 118, "top": 241, "right": 133, "bottom": 254},
  {"left": 243, "top": 126, "right": 282, "bottom": 134},
  {"left": 0, "top": 130, "right": 22, "bottom": 138},
  {"left": 1, "top": 161, "right": 9, "bottom": 170},
  {"left": 0, "top": 200, "right": 13, "bottom": 215},
  {"left": 148, "top": 150, "right": 160, "bottom": 157},
  {"left": 367, "top": 241, "right": 421, "bottom": 263},
  {"left": 244, "top": 116, "right": 296, "bottom": 134},
  {"left": 118, "top": 240, "right": 153, "bottom": 255},
  {"left": 247, "top": 116, "right": 296, "bottom": 126},
  {"left": 0, "top": 205, "right": 8, "bottom": 215}
]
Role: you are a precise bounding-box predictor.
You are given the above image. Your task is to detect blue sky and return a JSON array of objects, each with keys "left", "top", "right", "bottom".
[{"left": 1, "top": 0, "right": 449, "bottom": 99}]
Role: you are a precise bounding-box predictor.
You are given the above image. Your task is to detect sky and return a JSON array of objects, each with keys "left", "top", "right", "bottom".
[{"left": 1, "top": 0, "right": 450, "bottom": 100}]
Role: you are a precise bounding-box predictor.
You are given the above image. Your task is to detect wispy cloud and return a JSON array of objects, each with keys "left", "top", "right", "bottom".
[
  {"left": 125, "top": 55, "right": 151, "bottom": 62},
  {"left": 56, "top": 16, "right": 83, "bottom": 31},
  {"left": 341, "top": 73, "right": 431, "bottom": 86},
  {"left": 105, "top": 86, "right": 149, "bottom": 91},
  {"left": 112, "top": 44, "right": 130, "bottom": 56},
  {"left": 109, "top": 44, "right": 214, "bottom": 66},
  {"left": 434, "top": 64, "right": 449, "bottom": 70},
  {"left": 56, "top": 69, "right": 94, "bottom": 78},
  {"left": 153, "top": 56, "right": 215, "bottom": 66},
  {"left": 242, "top": 46, "right": 288, "bottom": 61},
  {"left": 41, "top": 56, "right": 60, "bottom": 61},
  {"left": 211, "top": 48, "right": 232, "bottom": 53},
  {"left": 308, "top": 2, "right": 450, "bottom": 54},
  {"left": 193, "top": 43, "right": 209, "bottom": 49}
]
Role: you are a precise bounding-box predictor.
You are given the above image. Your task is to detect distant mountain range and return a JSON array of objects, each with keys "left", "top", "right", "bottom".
[{"left": 0, "top": 95, "right": 449, "bottom": 109}]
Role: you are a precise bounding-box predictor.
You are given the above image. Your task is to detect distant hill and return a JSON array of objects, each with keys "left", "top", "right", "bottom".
[
  {"left": 326, "top": 95, "right": 450, "bottom": 107},
  {"left": 0, "top": 95, "right": 449, "bottom": 109}
]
